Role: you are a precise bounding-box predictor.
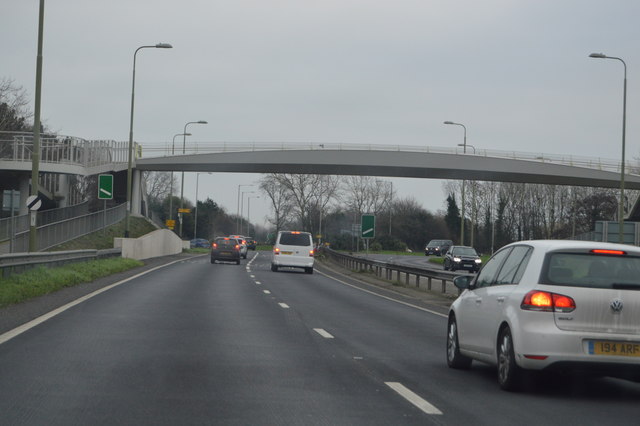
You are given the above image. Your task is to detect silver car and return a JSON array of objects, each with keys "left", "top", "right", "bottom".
[{"left": 447, "top": 240, "right": 640, "bottom": 391}]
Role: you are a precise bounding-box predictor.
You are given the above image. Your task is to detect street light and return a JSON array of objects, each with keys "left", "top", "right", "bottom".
[
  {"left": 125, "top": 42, "right": 172, "bottom": 238},
  {"left": 459, "top": 143, "right": 477, "bottom": 246},
  {"left": 589, "top": 52, "right": 627, "bottom": 243},
  {"left": 247, "top": 195, "right": 260, "bottom": 236},
  {"left": 194, "top": 172, "right": 212, "bottom": 239},
  {"left": 179, "top": 120, "right": 207, "bottom": 237},
  {"left": 168, "top": 132, "right": 190, "bottom": 225},
  {"left": 237, "top": 184, "right": 253, "bottom": 233},
  {"left": 445, "top": 120, "right": 467, "bottom": 245},
  {"left": 240, "top": 190, "right": 255, "bottom": 235}
]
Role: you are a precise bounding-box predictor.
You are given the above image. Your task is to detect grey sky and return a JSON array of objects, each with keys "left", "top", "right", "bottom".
[{"left": 3, "top": 1, "right": 639, "bottom": 227}]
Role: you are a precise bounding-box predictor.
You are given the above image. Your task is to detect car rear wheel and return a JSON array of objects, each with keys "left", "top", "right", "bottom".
[
  {"left": 305, "top": 267, "right": 313, "bottom": 274},
  {"left": 447, "top": 316, "right": 472, "bottom": 369},
  {"left": 497, "top": 327, "right": 523, "bottom": 391},
  {"left": 236, "top": 259, "right": 241, "bottom": 265},
  {"left": 210, "top": 258, "right": 215, "bottom": 264},
  {"left": 271, "top": 264, "right": 278, "bottom": 272}
]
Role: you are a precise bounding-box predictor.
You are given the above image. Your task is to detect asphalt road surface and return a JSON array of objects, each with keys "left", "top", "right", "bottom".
[{"left": 1, "top": 252, "right": 639, "bottom": 425}]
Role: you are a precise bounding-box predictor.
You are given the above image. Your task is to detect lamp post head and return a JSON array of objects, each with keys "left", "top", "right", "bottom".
[
  {"left": 589, "top": 53, "right": 607, "bottom": 59},
  {"left": 156, "top": 43, "right": 173, "bottom": 49},
  {"left": 197, "top": 120, "right": 208, "bottom": 124},
  {"left": 184, "top": 133, "right": 192, "bottom": 136},
  {"left": 444, "top": 121, "right": 455, "bottom": 125}
]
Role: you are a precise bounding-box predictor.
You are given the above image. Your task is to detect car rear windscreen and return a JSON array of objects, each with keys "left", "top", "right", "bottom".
[
  {"left": 543, "top": 252, "right": 640, "bottom": 290},
  {"left": 279, "top": 233, "right": 311, "bottom": 246},
  {"left": 216, "top": 239, "right": 236, "bottom": 248}
]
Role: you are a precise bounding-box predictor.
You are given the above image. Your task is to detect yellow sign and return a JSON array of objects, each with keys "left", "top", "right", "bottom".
[
  {"left": 166, "top": 219, "right": 176, "bottom": 227},
  {"left": 178, "top": 208, "right": 191, "bottom": 213}
]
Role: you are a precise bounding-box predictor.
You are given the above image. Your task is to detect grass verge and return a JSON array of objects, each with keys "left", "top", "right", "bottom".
[{"left": 0, "top": 257, "right": 143, "bottom": 308}]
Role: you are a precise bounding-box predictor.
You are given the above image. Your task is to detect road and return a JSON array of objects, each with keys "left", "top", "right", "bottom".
[{"left": 1, "top": 252, "right": 639, "bottom": 425}]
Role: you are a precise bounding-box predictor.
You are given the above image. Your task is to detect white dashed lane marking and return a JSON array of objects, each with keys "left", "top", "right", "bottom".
[
  {"left": 313, "top": 328, "right": 334, "bottom": 339},
  {"left": 278, "top": 303, "right": 290, "bottom": 309},
  {"left": 385, "top": 382, "right": 443, "bottom": 415},
  {"left": 263, "top": 290, "right": 271, "bottom": 295}
]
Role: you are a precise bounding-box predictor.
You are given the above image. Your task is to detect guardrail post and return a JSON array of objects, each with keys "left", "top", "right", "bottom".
[
  {"left": 428, "top": 276, "right": 432, "bottom": 290},
  {"left": 415, "top": 275, "right": 420, "bottom": 288},
  {"left": 441, "top": 279, "right": 447, "bottom": 293}
]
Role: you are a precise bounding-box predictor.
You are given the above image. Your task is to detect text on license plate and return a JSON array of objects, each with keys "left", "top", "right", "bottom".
[
  {"left": 588, "top": 341, "right": 640, "bottom": 357},
  {"left": 281, "top": 251, "right": 293, "bottom": 255}
]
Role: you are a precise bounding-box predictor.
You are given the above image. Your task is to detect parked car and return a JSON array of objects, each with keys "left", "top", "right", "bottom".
[
  {"left": 443, "top": 245, "right": 482, "bottom": 272},
  {"left": 271, "top": 231, "right": 314, "bottom": 274},
  {"left": 210, "top": 237, "right": 241, "bottom": 264},
  {"left": 190, "top": 238, "right": 210, "bottom": 249},
  {"left": 425, "top": 239, "right": 453, "bottom": 256},
  {"left": 228, "top": 235, "right": 248, "bottom": 259},
  {"left": 446, "top": 240, "right": 640, "bottom": 391}
]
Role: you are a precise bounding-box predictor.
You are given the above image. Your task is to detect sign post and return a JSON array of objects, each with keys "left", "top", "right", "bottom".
[
  {"left": 361, "top": 214, "right": 375, "bottom": 255},
  {"left": 98, "top": 174, "right": 113, "bottom": 235}
]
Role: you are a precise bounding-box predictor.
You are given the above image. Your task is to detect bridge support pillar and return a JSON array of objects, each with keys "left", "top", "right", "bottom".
[
  {"left": 57, "top": 174, "right": 69, "bottom": 208},
  {"left": 131, "top": 169, "right": 142, "bottom": 215}
]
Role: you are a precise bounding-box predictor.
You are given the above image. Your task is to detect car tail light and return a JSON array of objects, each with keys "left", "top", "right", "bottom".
[
  {"left": 235, "top": 244, "right": 240, "bottom": 250},
  {"left": 309, "top": 250, "right": 314, "bottom": 257},
  {"left": 212, "top": 243, "right": 218, "bottom": 249},
  {"left": 521, "top": 290, "right": 576, "bottom": 313},
  {"left": 591, "top": 249, "right": 626, "bottom": 256},
  {"left": 274, "top": 247, "right": 280, "bottom": 255}
]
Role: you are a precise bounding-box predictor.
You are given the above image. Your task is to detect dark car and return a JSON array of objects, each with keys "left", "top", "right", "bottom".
[
  {"left": 210, "top": 237, "right": 241, "bottom": 264},
  {"left": 425, "top": 239, "right": 453, "bottom": 256},
  {"left": 246, "top": 238, "right": 257, "bottom": 250},
  {"left": 443, "top": 245, "right": 482, "bottom": 272},
  {"left": 190, "top": 238, "right": 210, "bottom": 249}
]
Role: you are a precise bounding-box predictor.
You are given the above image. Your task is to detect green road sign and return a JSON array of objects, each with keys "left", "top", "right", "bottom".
[
  {"left": 361, "top": 214, "right": 375, "bottom": 239},
  {"left": 98, "top": 174, "right": 113, "bottom": 200}
]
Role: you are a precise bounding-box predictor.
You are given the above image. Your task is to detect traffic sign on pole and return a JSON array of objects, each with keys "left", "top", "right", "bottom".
[
  {"left": 361, "top": 214, "right": 375, "bottom": 239},
  {"left": 98, "top": 174, "right": 113, "bottom": 200},
  {"left": 26, "top": 195, "right": 42, "bottom": 211}
]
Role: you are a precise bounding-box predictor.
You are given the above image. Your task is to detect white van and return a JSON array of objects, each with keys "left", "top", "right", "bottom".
[{"left": 271, "top": 231, "right": 315, "bottom": 274}]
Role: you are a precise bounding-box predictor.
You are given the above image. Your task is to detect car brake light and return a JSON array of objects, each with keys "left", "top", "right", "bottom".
[
  {"left": 309, "top": 250, "right": 314, "bottom": 257},
  {"left": 212, "top": 243, "right": 218, "bottom": 249},
  {"left": 591, "top": 249, "right": 626, "bottom": 256},
  {"left": 521, "top": 290, "right": 576, "bottom": 313},
  {"left": 274, "top": 247, "right": 280, "bottom": 255}
]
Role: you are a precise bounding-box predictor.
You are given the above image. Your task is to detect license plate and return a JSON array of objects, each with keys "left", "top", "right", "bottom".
[
  {"left": 588, "top": 340, "right": 640, "bottom": 357},
  {"left": 281, "top": 251, "right": 293, "bottom": 255},
  {"left": 462, "top": 264, "right": 472, "bottom": 268},
  {"left": 220, "top": 251, "right": 231, "bottom": 256}
]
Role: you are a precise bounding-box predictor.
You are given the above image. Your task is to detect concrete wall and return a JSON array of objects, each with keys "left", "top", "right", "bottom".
[{"left": 114, "top": 229, "right": 186, "bottom": 260}]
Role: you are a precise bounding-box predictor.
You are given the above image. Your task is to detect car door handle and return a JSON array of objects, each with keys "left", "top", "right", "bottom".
[
  {"left": 475, "top": 298, "right": 482, "bottom": 305},
  {"left": 497, "top": 296, "right": 505, "bottom": 303}
]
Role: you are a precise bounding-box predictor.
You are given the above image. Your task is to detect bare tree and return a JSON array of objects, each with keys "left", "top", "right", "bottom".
[
  {"left": 0, "top": 78, "right": 32, "bottom": 131},
  {"left": 259, "top": 174, "right": 293, "bottom": 235}
]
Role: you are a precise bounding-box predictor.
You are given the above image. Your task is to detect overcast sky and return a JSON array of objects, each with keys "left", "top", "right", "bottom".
[{"left": 3, "top": 1, "right": 639, "bottom": 228}]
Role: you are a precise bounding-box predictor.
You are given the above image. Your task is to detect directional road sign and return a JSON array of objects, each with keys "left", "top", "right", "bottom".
[
  {"left": 98, "top": 174, "right": 113, "bottom": 200},
  {"left": 361, "top": 214, "right": 375, "bottom": 239}
]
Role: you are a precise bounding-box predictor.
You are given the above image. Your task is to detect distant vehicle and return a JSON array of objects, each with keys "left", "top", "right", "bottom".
[
  {"left": 443, "top": 245, "right": 482, "bottom": 272},
  {"left": 447, "top": 240, "right": 640, "bottom": 391},
  {"left": 425, "top": 239, "right": 453, "bottom": 256},
  {"left": 228, "top": 235, "right": 248, "bottom": 259},
  {"left": 190, "top": 238, "right": 210, "bottom": 249},
  {"left": 271, "top": 231, "right": 314, "bottom": 274},
  {"left": 246, "top": 238, "right": 257, "bottom": 250},
  {"left": 210, "top": 237, "right": 241, "bottom": 265}
]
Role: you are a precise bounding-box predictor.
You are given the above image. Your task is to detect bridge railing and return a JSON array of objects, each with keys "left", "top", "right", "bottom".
[{"left": 138, "top": 141, "right": 630, "bottom": 175}]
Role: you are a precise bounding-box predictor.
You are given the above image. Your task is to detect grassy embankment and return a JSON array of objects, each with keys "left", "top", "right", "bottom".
[{"left": 0, "top": 217, "right": 157, "bottom": 308}]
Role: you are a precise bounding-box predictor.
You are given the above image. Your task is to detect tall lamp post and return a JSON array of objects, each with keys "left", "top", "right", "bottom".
[
  {"left": 589, "top": 52, "right": 627, "bottom": 243},
  {"left": 240, "top": 190, "right": 255, "bottom": 235},
  {"left": 237, "top": 184, "right": 253, "bottom": 233},
  {"left": 194, "top": 172, "right": 212, "bottom": 239},
  {"left": 459, "top": 143, "right": 476, "bottom": 247},
  {"left": 444, "top": 121, "right": 467, "bottom": 245},
  {"left": 247, "top": 195, "right": 260, "bottom": 236},
  {"left": 179, "top": 120, "right": 207, "bottom": 237},
  {"left": 125, "top": 42, "right": 172, "bottom": 238},
  {"left": 169, "top": 132, "right": 190, "bottom": 225}
]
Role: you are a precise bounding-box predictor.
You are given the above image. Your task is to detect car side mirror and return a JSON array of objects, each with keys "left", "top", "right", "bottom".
[{"left": 453, "top": 275, "right": 473, "bottom": 290}]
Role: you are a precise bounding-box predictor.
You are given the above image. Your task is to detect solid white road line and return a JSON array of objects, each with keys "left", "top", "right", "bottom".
[
  {"left": 316, "top": 269, "right": 447, "bottom": 318},
  {"left": 278, "top": 303, "right": 290, "bottom": 309},
  {"left": 0, "top": 257, "right": 187, "bottom": 346},
  {"left": 385, "top": 382, "right": 443, "bottom": 415},
  {"left": 313, "top": 328, "right": 334, "bottom": 339}
]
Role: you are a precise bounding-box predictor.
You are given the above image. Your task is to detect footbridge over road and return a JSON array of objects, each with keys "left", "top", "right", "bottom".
[{"left": 137, "top": 142, "right": 640, "bottom": 190}]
